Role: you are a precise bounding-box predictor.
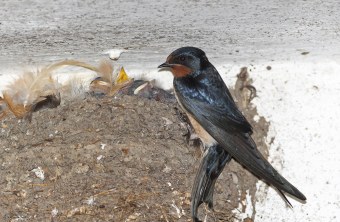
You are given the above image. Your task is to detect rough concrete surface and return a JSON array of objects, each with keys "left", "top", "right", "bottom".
[
  {"left": 1, "top": 0, "right": 339, "bottom": 68},
  {"left": 1, "top": 0, "right": 340, "bottom": 222}
]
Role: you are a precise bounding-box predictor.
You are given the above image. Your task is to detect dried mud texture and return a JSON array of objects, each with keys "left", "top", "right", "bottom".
[{"left": 0, "top": 75, "right": 269, "bottom": 222}]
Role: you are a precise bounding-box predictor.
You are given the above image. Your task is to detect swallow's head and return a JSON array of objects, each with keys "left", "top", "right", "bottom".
[{"left": 158, "top": 47, "right": 209, "bottom": 78}]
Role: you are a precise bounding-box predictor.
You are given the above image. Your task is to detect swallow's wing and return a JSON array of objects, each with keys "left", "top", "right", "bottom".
[
  {"left": 217, "top": 84, "right": 253, "bottom": 134},
  {"left": 194, "top": 98, "right": 252, "bottom": 134},
  {"left": 175, "top": 85, "right": 306, "bottom": 201},
  {"left": 176, "top": 75, "right": 253, "bottom": 135}
]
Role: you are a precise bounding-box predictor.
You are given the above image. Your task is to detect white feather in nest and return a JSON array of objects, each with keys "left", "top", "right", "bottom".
[
  {"left": 1, "top": 60, "right": 100, "bottom": 120},
  {"left": 2, "top": 68, "right": 60, "bottom": 119},
  {"left": 8, "top": 69, "right": 60, "bottom": 106},
  {"left": 89, "top": 60, "right": 115, "bottom": 95},
  {"left": 61, "top": 76, "right": 89, "bottom": 100},
  {"left": 89, "top": 60, "right": 133, "bottom": 96},
  {"left": 98, "top": 59, "right": 115, "bottom": 83},
  {"left": 0, "top": 59, "right": 132, "bottom": 120}
]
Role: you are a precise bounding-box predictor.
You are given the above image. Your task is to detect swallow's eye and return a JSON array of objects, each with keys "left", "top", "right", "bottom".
[{"left": 179, "top": 56, "right": 186, "bottom": 61}]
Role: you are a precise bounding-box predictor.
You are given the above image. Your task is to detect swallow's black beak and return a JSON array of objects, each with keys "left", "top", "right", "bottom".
[{"left": 158, "top": 63, "right": 172, "bottom": 68}]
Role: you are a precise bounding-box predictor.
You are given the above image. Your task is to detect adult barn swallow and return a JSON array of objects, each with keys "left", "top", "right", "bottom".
[{"left": 159, "top": 47, "right": 306, "bottom": 221}]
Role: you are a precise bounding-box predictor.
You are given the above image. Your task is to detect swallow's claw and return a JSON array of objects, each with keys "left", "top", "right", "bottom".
[
  {"left": 175, "top": 107, "right": 200, "bottom": 145},
  {"left": 191, "top": 144, "right": 231, "bottom": 221}
]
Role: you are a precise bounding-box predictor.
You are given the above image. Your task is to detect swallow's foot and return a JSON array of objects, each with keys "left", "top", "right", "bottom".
[
  {"left": 191, "top": 144, "right": 231, "bottom": 221},
  {"left": 174, "top": 107, "right": 201, "bottom": 146}
]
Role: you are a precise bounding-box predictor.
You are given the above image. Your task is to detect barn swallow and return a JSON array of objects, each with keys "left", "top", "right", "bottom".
[{"left": 159, "top": 47, "right": 306, "bottom": 222}]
